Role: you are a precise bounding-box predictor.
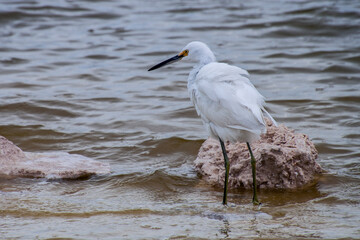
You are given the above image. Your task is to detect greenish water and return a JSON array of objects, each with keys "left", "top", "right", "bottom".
[{"left": 0, "top": 0, "right": 359, "bottom": 239}]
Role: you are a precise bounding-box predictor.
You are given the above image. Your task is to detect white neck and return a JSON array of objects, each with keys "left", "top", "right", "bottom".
[
  {"left": 188, "top": 58, "right": 215, "bottom": 85},
  {"left": 184, "top": 41, "right": 216, "bottom": 88}
]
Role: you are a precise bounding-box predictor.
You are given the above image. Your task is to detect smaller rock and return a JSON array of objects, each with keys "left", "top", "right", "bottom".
[
  {"left": 194, "top": 119, "right": 323, "bottom": 189},
  {"left": 0, "top": 135, "right": 110, "bottom": 179}
]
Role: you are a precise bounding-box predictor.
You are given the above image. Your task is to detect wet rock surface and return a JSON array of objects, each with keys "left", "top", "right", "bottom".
[
  {"left": 0, "top": 136, "right": 110, "bottom": 179},
  {"left": 194, "top": 119, "right": 323, "bottom": 189}
]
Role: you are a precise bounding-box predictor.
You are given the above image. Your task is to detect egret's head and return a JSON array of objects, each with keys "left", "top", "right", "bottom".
[
  {"left": 180, "top": 41, "right": 216, "bottom": 63},
  {"left": 148, "top": 41, "right": 215, "bottom": 71}
]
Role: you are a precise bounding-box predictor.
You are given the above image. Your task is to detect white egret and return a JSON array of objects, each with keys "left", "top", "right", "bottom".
[{"left": 148, "top": 41, "right": 277, "bottom": 205}]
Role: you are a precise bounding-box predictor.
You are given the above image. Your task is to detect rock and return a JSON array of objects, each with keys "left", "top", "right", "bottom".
[
  {"left": 194, "top": 119, "right": 323, "bottom": 189},
  {"left": 0, "top": 135, "right": 110, "bottom": 179}
]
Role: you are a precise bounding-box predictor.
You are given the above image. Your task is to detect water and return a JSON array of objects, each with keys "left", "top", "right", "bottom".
[{"left": 1, "top": 0, "right": 360, "bottom": 239}]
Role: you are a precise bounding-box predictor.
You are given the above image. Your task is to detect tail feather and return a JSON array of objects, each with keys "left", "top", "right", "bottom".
[{"left": 262, "top": 108, "right": 278, "bottom": 127}]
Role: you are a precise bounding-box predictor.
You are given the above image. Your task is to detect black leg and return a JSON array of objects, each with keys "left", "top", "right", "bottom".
[
  {"left": 246, "top": 142, "right": 260, "bottom": 204},
  {"left": 219, "top": 138, "right": 230, "bottom": 205}
]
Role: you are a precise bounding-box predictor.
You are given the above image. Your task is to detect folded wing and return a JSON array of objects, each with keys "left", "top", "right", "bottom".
[{"left": 190, "top": 62, "right": 275, "bottom": 141}]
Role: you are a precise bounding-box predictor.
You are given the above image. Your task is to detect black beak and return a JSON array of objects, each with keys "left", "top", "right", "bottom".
[{"left": 148, "top": 54, "right": 183, "bottom": 71}]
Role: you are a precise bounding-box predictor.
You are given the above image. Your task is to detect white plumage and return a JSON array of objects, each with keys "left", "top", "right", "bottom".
[{"left": 183, "top": 42, "right": 277, "bottom": 143}]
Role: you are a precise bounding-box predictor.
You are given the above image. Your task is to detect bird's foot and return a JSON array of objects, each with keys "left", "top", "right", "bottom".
[{"left": 252, "top": 198, "right": 261, "bottom": 205}]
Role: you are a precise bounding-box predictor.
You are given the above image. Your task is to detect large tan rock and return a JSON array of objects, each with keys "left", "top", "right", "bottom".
[
  {"left": 0, "top": 135, "right": 110, "bottom": 179},
  {"left": 194, "top": 119, "right": 323, "bottom": 189}
]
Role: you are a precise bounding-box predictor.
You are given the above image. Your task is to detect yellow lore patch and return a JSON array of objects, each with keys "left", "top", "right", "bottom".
[{"left": 179, "top": 50, "right": 189, "bottom": 57}]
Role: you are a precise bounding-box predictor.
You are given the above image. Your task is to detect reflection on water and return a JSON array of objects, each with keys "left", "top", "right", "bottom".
[{"left": 0, "top": 0, "right": 360, "bottom": 239}]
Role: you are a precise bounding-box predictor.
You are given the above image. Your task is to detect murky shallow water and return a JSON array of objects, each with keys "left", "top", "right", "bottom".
[{"left": 1, "top": 0, "right": 360, "bottom": 239}]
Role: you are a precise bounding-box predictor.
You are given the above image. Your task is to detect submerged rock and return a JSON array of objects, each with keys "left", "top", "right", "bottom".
[
  {"left": 0, "top": 135, "right": 110, "bottom": 179},
  {"left": 194, "top": 119, "right": 323, "bottom": 189}
]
